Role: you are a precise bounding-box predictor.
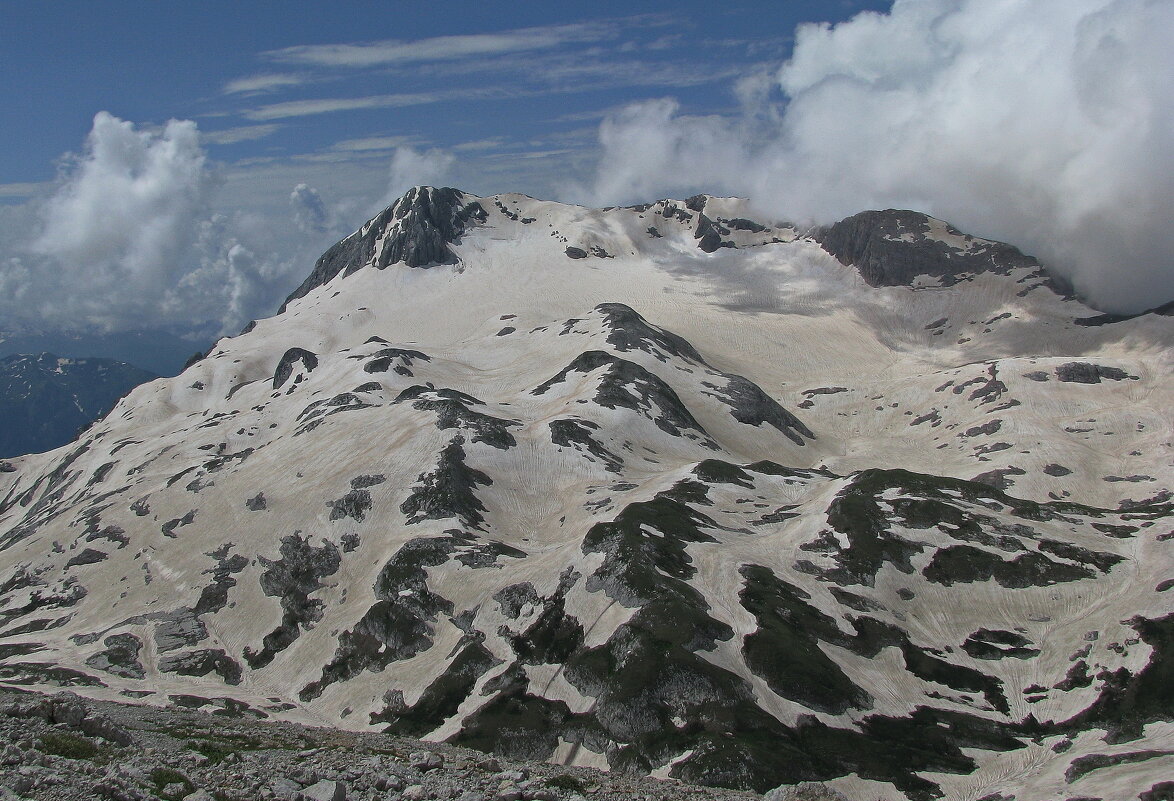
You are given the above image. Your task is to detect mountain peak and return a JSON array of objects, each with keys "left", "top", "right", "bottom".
[
  {"left": 813, "top": 208, "right": 1054, "bottom": 289},
  {"left": 280, "top": 186, "right": 488, "bottom": 312}
]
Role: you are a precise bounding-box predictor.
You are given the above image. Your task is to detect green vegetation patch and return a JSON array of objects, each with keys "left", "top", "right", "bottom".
[
  {"left": 150, "top": 766, "right": 195, "bottom": 799},
  {"left": 38, "top": 730, "right": 99, "bottom": 760}
]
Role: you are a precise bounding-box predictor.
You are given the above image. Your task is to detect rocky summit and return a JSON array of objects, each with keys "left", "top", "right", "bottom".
[{"left": 0, "top": 187, "right": 1170, "bottom": 801}]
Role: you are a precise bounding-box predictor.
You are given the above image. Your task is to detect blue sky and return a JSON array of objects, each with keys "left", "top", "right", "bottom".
[
  {"left": 0, "top": 1, "right": 885, "bottom": 198},
  {"left": 0, "top": 0, "right": 1170, "bottom": 348}
]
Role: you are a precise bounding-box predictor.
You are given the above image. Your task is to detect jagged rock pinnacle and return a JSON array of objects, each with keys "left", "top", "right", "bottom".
[{"left": 280, "top": 186, "right": 487, "bottom": 311}]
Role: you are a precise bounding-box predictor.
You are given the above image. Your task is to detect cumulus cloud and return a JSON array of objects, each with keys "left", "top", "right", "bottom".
[
  {"left": 585, "top": 0, "right": 1174, "bottom": 313},
  {"left": 386, "top": 146, "right": 456, "bottom": 203},
  {"left": 290, "top": 183, "right": 330, "bottom": 233},
  {"left": 29, "top": 112, "right": 213, "bottom": 319},
  {"left": 0, "top": 113, "right": 323, "bottom": 338}
]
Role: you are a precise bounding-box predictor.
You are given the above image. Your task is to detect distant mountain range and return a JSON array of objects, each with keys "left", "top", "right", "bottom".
[
  {"left": 0, "top": 187, "right": 1170, "bottom": 800},
  {"left": 0, "top": 328, "right": 207, "bottom": 378},
  {"left": 0, "top": 353, "right": 157, "bottom": 458}
]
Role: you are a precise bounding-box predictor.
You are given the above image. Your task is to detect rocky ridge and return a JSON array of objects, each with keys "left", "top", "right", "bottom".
[{"left": 0, "top": 687, "right": 777, "bottom": 800}]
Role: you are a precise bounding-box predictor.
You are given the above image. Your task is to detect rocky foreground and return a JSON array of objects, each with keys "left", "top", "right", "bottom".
[{"left": 0, "top": 688, "right": 856, "bottom": 801}]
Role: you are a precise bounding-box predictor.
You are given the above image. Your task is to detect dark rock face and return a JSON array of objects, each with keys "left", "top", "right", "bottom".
[
  {"left": 535, "top": 351, "right": 716, "bottom": 447},
  {"left": 281, "top": 187, "right": 486, "bottom": 311},
  {"left": 193, "top": 545, "right": 249, "bottom": 616},
  {"left": 400, "top": 438, "right": 493, "bottom": 530},
  {"left": 549, "top": 418, "right": 624, "bottom": 473},
  {"left": 302, "top": 535, "right": 460, "bottom": 701},
  {"left": 814, "top": 210, "right": 1045, "bottom": 288},
  {"left": 694, "top": 214, "right": 732, "bottom": 253},
  {"left": 703, "top": 374, "right": 814, "bottom": 446},
  {"left": 395, "top": 385, "right": 520, "bottom": 450},
  {"left": 273, "top": 348, "right": 318, "bottom": 390},
  {"left": 494, "top": 582, "right": 541, "bottom": 619},
  {"left": 1055, "top": 362, "right": 1131, "bottom": 383},
  {"left": 244, "top": 534, "right": 342, "bottom": 669},
  {"left": 373, "top": 632, "right": 502, "bottom": 735},
  {"left": 158, "top": 648, "right": 243, "bottom": 685},
  {"left": 362, "top": 347, "right": 430, "bottom": 376},
  {"left": 64, "top": 548, "right": 108, "bottom": 568},
  {"left": 152, "top": 609, "right": 208, "bottom": 652},
  {"left": 962, "top": 629, "right": 1041, "bottom": 660},
  {"left": 595, "top": 303, "right": 706, "bottom": 364},
  {"left": 85, "top": 633, "right": 146, "bottom": 679}
]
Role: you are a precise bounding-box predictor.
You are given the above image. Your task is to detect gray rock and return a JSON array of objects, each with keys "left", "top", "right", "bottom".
[
  {"left": 271, "top": 778, "right": 303, "bottom": 799},
  {"left": 374, "top": 775, "right": 404, "bottom": 791},
  {"left": 763, "top": 781, "right": 850, "bottom": 801},
  {"left": 814, "top": 208, "right": 1046, "bottom": 289},
  {"left": 1055, "top": 361, "right": 1131, "bottom": 383},
  {"left": 409, "top": 750, "right": 444, "bottom": 771},
  {"left": 46, "top": 694, "right": 88, "bottom": 726},
  {"left": 301, "top": 779, "right": 347, "bottom": 801},
  {"left": 401, "top": 785, "right": 427, "bottom": 801},
  {"left": 281, "top": 186, "right": 486, "bottom": 310},
  {"left": 182, "top": 791, "right": 216, "bottom": 801},
  {"left": 290, "top": 767, "right": 319, "bottom": 786}
]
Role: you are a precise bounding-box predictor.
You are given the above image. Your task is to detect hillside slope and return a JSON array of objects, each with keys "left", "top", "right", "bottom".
[{"left": 0, "top": 188, "right": 1170, "bottom": 800}]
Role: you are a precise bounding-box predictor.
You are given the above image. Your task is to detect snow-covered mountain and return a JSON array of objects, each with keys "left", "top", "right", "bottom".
[
  {"left": 0, "top": 187, "right": 1170, "bottom": 800},
  {"left": 0, "top": 353, "right": 157, "bottom": 459}
]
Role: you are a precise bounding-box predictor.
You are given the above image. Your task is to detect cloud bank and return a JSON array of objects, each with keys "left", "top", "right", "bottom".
[{"left": 586, "top": 0, "right": 1174, "bottom": 313}]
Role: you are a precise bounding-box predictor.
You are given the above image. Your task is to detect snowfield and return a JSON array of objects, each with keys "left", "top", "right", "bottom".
[{"left": 0, "top": 188, "right": 1170, "bottom": 800}]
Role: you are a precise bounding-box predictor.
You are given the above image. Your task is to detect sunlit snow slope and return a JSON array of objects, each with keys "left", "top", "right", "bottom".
[{"left": 1, "top": 188, "right": 1170, "bottom": 800}]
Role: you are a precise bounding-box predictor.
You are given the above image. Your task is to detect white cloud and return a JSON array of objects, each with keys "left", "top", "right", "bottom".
[
  {"left": 329, "top": 135, "right": 417, "bottom": 152},
  {"left": 32, "top": 112, "right": 212, "bottom": 302},
  {"left": 201, "top": 124, "right": 281, "bottom": 145},
  {"left": 0, "top": 182, "right": 44, "bottom": 199},
  {"left": 244, "top": 92, "right": 454, "bottom": 121},
  {"left": 0, "top": 113, "right": 330, "bottom": 338},
  {"left": 386, "top": 147, "right": 456, "bottom": 204},
  {"left": 262, "top": 23, "right": 617, "bottom": 68},
  {"left": 584, "top": 0, "right": 1174, "bottom": 313},
  {"left": 223, "top": 72, "right": 306, "bottom": 95},
  {"left": 290, "top": 183, "right": 330, "bottom": 233}
]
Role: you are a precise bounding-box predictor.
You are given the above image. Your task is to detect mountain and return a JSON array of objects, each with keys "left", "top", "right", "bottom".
[
  {"left": 0, "top": 329, "right": 208, "bottom": 378},
  {"left": 0, "top": 353, "right": 158, "bottom": 459},
  {"left": 0, "top": 187, "right": 1170, "bottom": 800}
]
